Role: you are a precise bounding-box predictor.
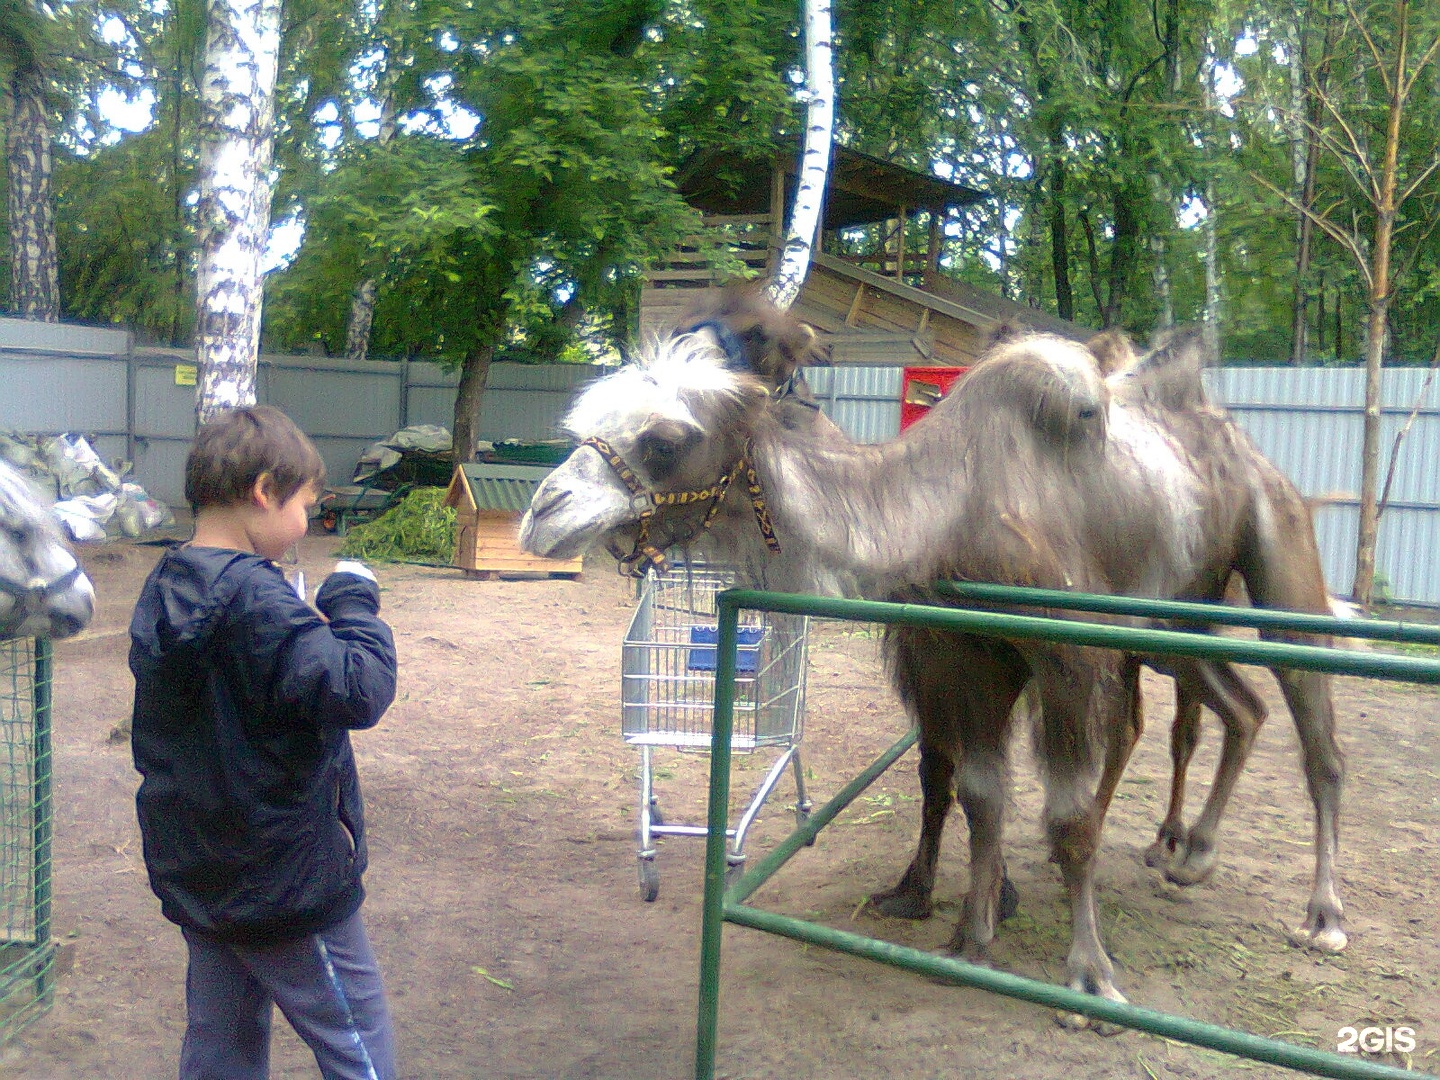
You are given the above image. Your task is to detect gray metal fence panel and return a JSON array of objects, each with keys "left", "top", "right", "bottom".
[
  {"left": 1203, "top": 367, "right": 1440, "bottom": 605},
  {"left": 0, "top": 353, "right": 128, "bottom": 436},
  {"left": 806, "top": 366, "right": 902, "bottom": 444}
]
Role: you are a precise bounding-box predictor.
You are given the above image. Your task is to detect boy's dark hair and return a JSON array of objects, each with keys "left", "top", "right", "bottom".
[{"left": 185, "top": 406, "right": 327, "bottom": 511}]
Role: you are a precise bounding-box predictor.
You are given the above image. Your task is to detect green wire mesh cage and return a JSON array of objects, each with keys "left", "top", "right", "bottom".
[{"left": 0, "top": 638, "right": 54, "bottom": 1045}]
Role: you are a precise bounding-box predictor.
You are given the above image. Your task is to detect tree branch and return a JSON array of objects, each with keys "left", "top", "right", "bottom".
[
  {"left": 1376, "top": 328, "right": 1440, "bottom": 526},
  {"left": 1399, "top": 30, "right": 1440, "bottom": 99},
  {"left": 1248, "top": 169, "right": 1374, "bottom": 289},
  {"left": 1343, "top": 0, "right": 1392, "bottom": 96}
]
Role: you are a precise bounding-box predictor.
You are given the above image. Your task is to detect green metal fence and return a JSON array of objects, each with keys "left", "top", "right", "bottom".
[
  {"left": 0, "top": 638, "right": 55, "bottom": 1046},
  {"left": 695, "top": 587, "right": 1440, "bottom": 1080}
]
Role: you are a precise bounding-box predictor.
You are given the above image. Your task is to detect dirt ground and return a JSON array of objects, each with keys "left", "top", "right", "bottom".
[{"left": 1, "top": 532, "right": 1438, "bottom": 1080}]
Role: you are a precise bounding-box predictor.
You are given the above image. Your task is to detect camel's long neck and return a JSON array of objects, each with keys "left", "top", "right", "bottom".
[{"left": 725, "top": 421, "right": 962, "bottom": 596}]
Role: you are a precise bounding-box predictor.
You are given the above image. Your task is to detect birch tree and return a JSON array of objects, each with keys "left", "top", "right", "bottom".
[
  {"left": 193, "top": 0, "right": 282, "bottom": 423},
  {"left": 765, "top": 0, "right": 834, "bottom": 311}
]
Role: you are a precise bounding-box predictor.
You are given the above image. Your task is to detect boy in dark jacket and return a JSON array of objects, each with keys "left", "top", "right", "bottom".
[{"left": 130, "top": 406, "right": 398, "bottom": 1080}]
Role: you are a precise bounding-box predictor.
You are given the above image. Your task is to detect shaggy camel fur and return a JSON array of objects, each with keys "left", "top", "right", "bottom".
[
  {"left": 520, "top": 296, "right": 1346, "bottom": 1009},
  {"left": 0, "top": 459, "right": 95, "bottom": 640}
]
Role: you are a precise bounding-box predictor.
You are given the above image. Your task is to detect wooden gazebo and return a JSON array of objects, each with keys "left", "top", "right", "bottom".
[{"left": 641, "top": 144, "right": 1088, "bottom": 366}]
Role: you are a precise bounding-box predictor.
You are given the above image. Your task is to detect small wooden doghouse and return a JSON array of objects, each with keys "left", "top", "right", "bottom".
[{"left": 443, "top": 463, "right": 583, "bottom": 579}]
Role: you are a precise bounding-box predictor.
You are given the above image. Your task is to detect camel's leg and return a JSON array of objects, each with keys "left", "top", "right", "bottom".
[
  {"left": 1273, "top": 666, "right": 1346, "bottom": 952},
  {"left": 1159, "top": 660, "right": 1268, "bottom": 886},
  {"left": 945, "top": 724, "right": 1012, "bottom": 961},
  {"left": 868, "top": 726, "right": 956, "bottom": 919},
  {"left": 1240, "top": 478, "right": 1348, "bottom": 951},
  {"left": 1094, "top": 657, "right": 1145, "bottom": 819},
  {"left": 1145, "top": 682, "right": 1202, "bottom": 870},
  {"left": 871, "top": 632, "right": 1026, "bottom": 922},
  {"left": 1031, "top": 649, "right": 1138, "bottom": 1019}
]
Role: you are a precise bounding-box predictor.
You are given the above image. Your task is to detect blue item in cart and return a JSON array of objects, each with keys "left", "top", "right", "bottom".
[{"left": 686, "top": 625, "right": 765, "bottom": 674}]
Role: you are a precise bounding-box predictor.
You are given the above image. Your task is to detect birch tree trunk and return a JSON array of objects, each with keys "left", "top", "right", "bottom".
[
  {"left": 765, "top": 0, "right": 834, "bottom": 312},
  {"left": 344, "top": 74, "right": 399, "bottom": 362},
  {"left": 1200, "top": 50, "right": 1221, "bottom": 363},
  {"left": 1151, "top": 236, "right": 1174, "bottom": 329},
  {"left": 4, "top": 63, "right": 59, "bottom": 321},
  {"left": 344, "top": 279, "right": 379, "bottom": 360},
  {"left": 193, "top": 0, "right": 282, "bottom": 424},
  {"left": 1202, "top": 178, "right": 1221, "bottom": 365}
]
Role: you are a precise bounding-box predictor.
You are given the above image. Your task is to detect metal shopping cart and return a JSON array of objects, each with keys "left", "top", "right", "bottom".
[{"left": 621, "top": 562, "right": 812, "bottom": 901}]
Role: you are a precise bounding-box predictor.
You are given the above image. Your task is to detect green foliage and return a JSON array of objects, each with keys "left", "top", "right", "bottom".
[
  {"left": 55, "top": 130, "right": 196, "bottom": 343},
  {"left": 264, "top": 0, "right": 707, "bottom": 363},
  {"left": 337, "top": 487, "right": 457, "bottom": 563}
]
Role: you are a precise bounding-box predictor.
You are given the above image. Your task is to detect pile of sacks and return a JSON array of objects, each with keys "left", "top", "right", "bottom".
[{"left": 0, "top": 431, "right": 173, "bottom": 541}]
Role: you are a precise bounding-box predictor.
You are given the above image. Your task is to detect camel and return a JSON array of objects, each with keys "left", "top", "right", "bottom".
[
  {"left": 520, "top": 296, "right": 1345, "bottom": 1008},
  {"left": 0, "top": 459, "right": 96, "bottom": 641}
]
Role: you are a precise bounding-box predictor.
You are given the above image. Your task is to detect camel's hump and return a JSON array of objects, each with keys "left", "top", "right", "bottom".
[{"left": 1107, "top": 326, "right": 1212, "bottom": 413}]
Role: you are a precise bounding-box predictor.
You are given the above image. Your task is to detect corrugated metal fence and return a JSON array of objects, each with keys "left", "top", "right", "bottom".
[
  {"left": 0, "top": 317, "right": 594, "bottom": 510},
  {"left": 2, "top": 316, "right": 1437, "bottom": 605}
]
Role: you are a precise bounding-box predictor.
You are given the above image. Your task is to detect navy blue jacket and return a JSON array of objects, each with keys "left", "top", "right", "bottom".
[{"left": 129, "top": 546, "right": 396, "bottom": 944}]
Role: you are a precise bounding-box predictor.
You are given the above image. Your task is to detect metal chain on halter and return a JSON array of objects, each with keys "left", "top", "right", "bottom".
[{"left": 580, "top": 435, "right": 781, "bottom": 574}]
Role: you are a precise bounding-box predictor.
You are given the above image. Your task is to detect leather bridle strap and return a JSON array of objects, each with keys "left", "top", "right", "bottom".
[{"left": 580, "top": 436, "right": 781, "bottom": 573}]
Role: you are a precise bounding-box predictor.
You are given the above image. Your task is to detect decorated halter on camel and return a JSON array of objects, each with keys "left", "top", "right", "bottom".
[{"left": 580, "top": 435, "right": 781, "bottom": 574}]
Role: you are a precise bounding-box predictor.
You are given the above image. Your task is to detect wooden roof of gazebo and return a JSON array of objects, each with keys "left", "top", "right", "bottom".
[{"left": 674, "top": 144, "right": 986, "bottom": 230}]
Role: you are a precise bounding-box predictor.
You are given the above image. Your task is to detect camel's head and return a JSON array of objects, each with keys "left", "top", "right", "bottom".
[
  {"left": 520, "top": 327, "right": 772, "bottom": 563},
  {"left": 965, "top": 330, "right": 1111, "bottom": 451},
  {"left": 0, "top": 461, "right": 96, "bottom": 641}
]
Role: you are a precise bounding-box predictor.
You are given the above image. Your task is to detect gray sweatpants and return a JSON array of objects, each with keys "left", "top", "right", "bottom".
[{"left": 179, "top": 910, "right": 396, "bottom": 1080}]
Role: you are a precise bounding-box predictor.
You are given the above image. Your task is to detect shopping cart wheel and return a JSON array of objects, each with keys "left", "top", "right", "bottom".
[
  {"left": 638, "top": 857, "right": 660, "bottom": 902},
  {"left": 796, "top": 806, "right": 816, "bottom": 846}
]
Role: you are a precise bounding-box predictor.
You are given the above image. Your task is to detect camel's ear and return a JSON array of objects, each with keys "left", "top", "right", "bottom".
[
  {"left": 673, "top": 285, "right": 823, "bottom": 388},
  {"left": 985, "top": 322, "right": 1025, "bottom": 349},
  {"left": 1085, "top": 329, "right": 1138, "bottom": 376},
  {"left": 1125, "top": 325, "right": 1210, "bottom": 411}
]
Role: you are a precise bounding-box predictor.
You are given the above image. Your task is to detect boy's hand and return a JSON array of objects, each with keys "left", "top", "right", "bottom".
[{"left": 331, "top": 560, "right": 377, "bottom": 583}]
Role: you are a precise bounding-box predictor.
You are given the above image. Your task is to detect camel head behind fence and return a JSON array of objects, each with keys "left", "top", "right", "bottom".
[{"left": 0, "top": 459, "right": 95, "bottom": 641}]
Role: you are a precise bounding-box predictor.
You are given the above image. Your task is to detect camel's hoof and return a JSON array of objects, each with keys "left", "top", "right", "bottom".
[
  {"left": 1158, "top": 837, "right": 1217, "bottom": 887},
  {"left": 1162, "top": 858, "right": 1216, "bottom": 887},
  {"left": 1144, "top": 825, "right": 1186, "bottom": 870},
  {"left": 1055, "top": 1011, "right": 1129, "bottom": 1036},
  {"left": 867, "top": 889, "right": 933, "bottom": 920},
  {"left": 1056, "top": 978, "right": 1129, "bottom": 1035},
  {"left": 1289, "top": 923, "right": 1348, "bottom": 953},
  {"left": 998, "top": 876, "right": 1020, "bottom": 922},
  {"left": 941, "top": 934, "right": 993, "bottom": 967},
  {"left": 1143, "top": 838, "right": 1177, "bottom": 870}
]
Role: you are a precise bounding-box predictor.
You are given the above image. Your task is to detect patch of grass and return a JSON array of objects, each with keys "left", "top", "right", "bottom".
[{"left": 338, "top": 487, "right": 455, "bottom": 563}]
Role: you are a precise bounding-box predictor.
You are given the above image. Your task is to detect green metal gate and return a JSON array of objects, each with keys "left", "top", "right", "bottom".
[
  {"left": 0, "top": 638, "right": 55, "bottom": 1046},
  {"left": 695, "top": 586, "right": 1440, "bottom": 1080}
]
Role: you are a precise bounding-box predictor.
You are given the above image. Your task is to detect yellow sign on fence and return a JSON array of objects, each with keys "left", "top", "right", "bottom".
[{"left": 174, "top": 364, "right": 197, "bottom": 386}]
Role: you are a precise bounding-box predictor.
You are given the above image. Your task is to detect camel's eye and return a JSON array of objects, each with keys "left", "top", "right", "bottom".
[{"left": 637, "top": 424, "right": 693, "bottom": 482}]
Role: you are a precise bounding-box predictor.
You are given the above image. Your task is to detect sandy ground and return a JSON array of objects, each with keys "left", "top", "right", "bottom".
[{"left": 0, "top": 533, "right": 1437, "bottom": 1079}]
